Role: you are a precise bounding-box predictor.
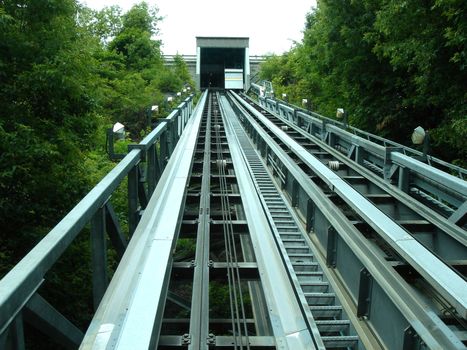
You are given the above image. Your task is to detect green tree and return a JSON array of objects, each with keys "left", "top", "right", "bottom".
[{"left": 259, "top": 0, "right": 467, "bottom": 165}]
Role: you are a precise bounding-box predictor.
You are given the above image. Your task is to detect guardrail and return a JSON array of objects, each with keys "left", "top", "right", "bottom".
[
  {"left": 248, "top": 85, "right": 466, "bottom": 223},
  {"left": 229, "top": 91, "right": 466, "bottom": 349},
  {"left": 0, "top": 95, "right": 195, "bottom": 349},
  {"left": 250, "top": 83, "right": 466, "bottom": 179}
]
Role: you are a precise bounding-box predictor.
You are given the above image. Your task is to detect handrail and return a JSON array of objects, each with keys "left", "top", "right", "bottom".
[
  {"left": 250, "top": 82, "right": 466, "bottom": 179},
  {"left": 0, "top": 94, "right": 195, "bottom": 348}
]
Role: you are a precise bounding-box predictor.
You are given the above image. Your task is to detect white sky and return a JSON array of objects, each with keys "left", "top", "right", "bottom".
[{"left": 80, "top": 0, "right": 316, "bottom": 55}]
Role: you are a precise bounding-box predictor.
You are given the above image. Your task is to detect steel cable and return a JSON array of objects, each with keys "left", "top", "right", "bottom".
[{"left": 213, "top": 93, "right": 251, "bottom": 350}]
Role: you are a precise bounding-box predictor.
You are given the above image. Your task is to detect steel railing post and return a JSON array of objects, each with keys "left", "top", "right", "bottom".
[{"left": 91, "top": 206, "right": 107, "bottom": 309}]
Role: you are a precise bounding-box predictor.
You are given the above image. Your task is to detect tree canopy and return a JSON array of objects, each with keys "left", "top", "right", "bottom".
[
  {"left": 260, "top": 0, "right": 467, "bottom": 166},
  {"left": 0, "top": 1, "right": 194, "bottom": 343}
]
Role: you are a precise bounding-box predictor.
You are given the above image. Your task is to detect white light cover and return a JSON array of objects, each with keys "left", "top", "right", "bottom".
[{"left": 411, "top": 126, "right": 426, "bottom": 145}]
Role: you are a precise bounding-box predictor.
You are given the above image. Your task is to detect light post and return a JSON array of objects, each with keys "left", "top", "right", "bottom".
[
  {"left": 106, "top": 122, "right": 126, "bottom": 160},
  {"left": 411, "top": 126, "right": 430, "bottom": 161},
  {"left": 336, "top": 108, "right": 348, "bottom": 128}
]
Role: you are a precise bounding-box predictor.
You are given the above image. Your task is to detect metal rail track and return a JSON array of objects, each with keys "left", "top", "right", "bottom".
[
  {"left": 249, "top": 86, "right": 467, "bottom": 226},
  {"left": 227, "top": 90, "right": 467, "bottom": 349},
  {"left": 237, "top": 93, "right": 467, "bottom": 272},
  {"left": 219, "top": 93, "right": 365, "bottom": 350},
  {"left": 81, "top": 91, "right": 338, "bottom": 350}
]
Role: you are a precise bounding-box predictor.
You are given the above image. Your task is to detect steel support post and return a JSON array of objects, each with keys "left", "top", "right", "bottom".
[
  {"left": 137, "top": 165, "right": 148, "bottom": 209},
  {"left": 0, "top": 314, "right": 25, "bottom": 350},
  {"left": 189, "top": 97, "right": 211, "bottom": 350},
  {"left": 326, "top": 226, "right": 337, "bottom": 268},
  {"left": 306, "top": 199, "right": 315, "bottom": 233},
  {"left": 355, "top": 145, "right": 364, "bottom": 165},
  {"left": 357, "top": 268, "right": 373, "bottom": 318},
  {"left": 91, "top": 206, "right": 107, "bottom": 309},
  {"left": 403, "top": 326, "right": 422, "bottom": 350},
  {"left": 160, "top": 130, "right": 169, "bottom": 169},
  {"left": 147, "top": 144, "right": 157, "bottom": 196},
  {"left": 292, "top": 179, "right": 299, "bottom": 207},
  {"left": 128, "top": 164, "right": 139, "bottom": 236},
  {"left": 398, "top": 166, "right": 410, "bottom": 193}
]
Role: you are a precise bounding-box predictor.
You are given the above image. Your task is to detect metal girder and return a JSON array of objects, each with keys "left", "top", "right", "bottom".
[
  {"left": 91, "top": 206, "right": 108, "bottom": 310},
  {"left": 449, "top": 201, "right": 467, "bottom": 226},
  {"left": 0, "top": 148, "right": 140, "bottom": 336},
  {"left": 79, "top": 91, "right": 208, "bottom": 350},
  {"left": 219, "top": 95, "right": 317, "bottom": 350},
  {"left": 233, "top": 92, "right": 467, "bottom": 319},
  {"left": 256, "top": 95, "right": 466, "bottom": 180},
  {"left": 188, "top": 93, "right": 211, "bottom": 350},
  {"left": 230, "top": 91, "right": 465, "bottom": 349},
  {"left": 252, "top": 99, "right": 467, "bottom": 251}
]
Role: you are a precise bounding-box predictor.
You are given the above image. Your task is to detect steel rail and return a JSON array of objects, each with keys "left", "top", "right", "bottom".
[
  {"left": 0, "top": 96, "right": 193, "bottom": 344},
  {"left": 219, "top": 94, "right": 317, "bottom": 350},
  {"left": 228, "top": 90, "right": 465, "bottom": 349},
  {"left": 219, "top": 95, "right": 330, "bottom": 350},
  {"left": 240, "top": 94, "right": 467, "bottom": 253},
  {"left": 250, "top": 88, "right": 466, "bottom": 221},
  {"left": 217, "top": 94, "right": 252, "bottom": 348},
  {"left": 79, "top": 91, "right": 208, "bottom": 350},
  {"left": 215, "top": 93, "right": 251, "bottom": 350},
  {"left": 188, "top": 93, "right": 211, "bottom": 350},
  {"left": 216, "top": 95, "right": 243, "bottom": 349},
  {"left": 251, "top": 83, "right": 466, "bottom": 180},
  {"left": 232, "top": 91, "right": 467, "bottom": 319}
]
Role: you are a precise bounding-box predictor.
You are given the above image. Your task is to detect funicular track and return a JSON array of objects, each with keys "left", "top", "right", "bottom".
[
  {"left": 81, "top": 90, "right": 339, "bottom": 350},
  {"left": 225, "top": 91, "right": 467, "bottom": 349},
  {"left": 2, "top": 88, "right": 466, "bottom": 350}
]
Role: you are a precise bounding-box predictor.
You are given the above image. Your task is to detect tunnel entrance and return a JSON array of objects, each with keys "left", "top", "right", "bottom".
[{"left": 200, "top": 48, "right": 245, "bottom": 89}]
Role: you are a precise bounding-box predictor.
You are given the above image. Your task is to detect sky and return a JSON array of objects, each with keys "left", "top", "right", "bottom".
[{"left": 80, "top": 0, "right": 316, "bottom": 55}]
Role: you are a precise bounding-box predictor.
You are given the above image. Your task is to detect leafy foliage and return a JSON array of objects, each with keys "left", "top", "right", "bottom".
[
  {"left": 0, "top": 0, "right": 196, "bottom": 345},
  {"left": 260, "top": 0, "right": 467, "bottom": 165}
]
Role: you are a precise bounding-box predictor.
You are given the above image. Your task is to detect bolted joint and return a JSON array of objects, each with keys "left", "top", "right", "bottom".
[
  {"left": 182, "top": 333, "right": 191, "bottom": 345},
  {"left": 207, "top": 333, "right": 215, "bottom": 344}
]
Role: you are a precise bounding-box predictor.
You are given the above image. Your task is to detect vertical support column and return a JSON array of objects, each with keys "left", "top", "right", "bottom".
[
  {"left": 244, "top": 47, "right": 250, "bottom": 91},
  {"left": 128, "top": 164, "right": 139, "bottom": 236},
  {"left": 357, "top": 268, "right": 373, "bottom": 318},
  {"left": 321, "top": 120, "right": 327, "bottom": 142},
  {"left": 168, "top": 119, "right": 175, "bottom": 156},
  {"left": 137, "top": 165, "right": 148, "bottom": 210},
  {"left": 398, "top": 166, "right": 409, "bottom": 193},
  {"left": 292, "top": 180, "right": 299, "bottom": 207},
  {"left": 326, "top": 226, "right": 337, "bottom": 268},
  {"left": 160, "top": 130, "right": 168, "bottom": 169},
  {"left": 306, "top": 199, "right": 315, "bottom": 233},
  {"left": 403, "top": 326, "right": 422, "bottom": 350},
  {"left": 7, "top": 312, "right": 26, "bottom": 350},
  {"left": 147, "top": 144, "right": 157, "bottom": 196},
  {"left": 91, "top": 206, "right": 107, "bottom": 309},
  {"left": 355, "top": 145, "right": 364, "bottom": 165},
  {"left": 196, "top": 46, "right": 201, "bottom": 90}
]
